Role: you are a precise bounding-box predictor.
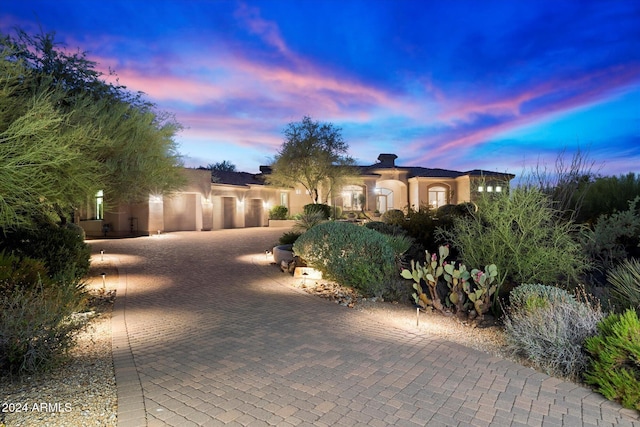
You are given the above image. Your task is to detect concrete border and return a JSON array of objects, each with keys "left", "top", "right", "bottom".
[{"left": 110, "top": 257, "right": 147, "bottom": 427}]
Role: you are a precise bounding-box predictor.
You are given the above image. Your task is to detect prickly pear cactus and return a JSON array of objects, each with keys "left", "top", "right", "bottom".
[
  {"left": 401, "top": 248, "right": 448, "bottom": 314},
  {"left": 402, "top": 246, "right": 499, "bottom": 319},
  {"left": 443, "top": 263, "right": 471, "bottom": 314},
  {"left": 467, "top": 264, "right": 498, "bottom": 317}
]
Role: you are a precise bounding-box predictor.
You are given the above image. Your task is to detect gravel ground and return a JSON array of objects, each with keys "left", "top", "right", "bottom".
[
  {"left": 0, "top": 260, "right": 118, "bottom": 427},
  {"left": 294, "top": 278, "right": 512, "bottom": 360},
  {"left": 1, "top": 259, "right": 513, "bottom": 427}
]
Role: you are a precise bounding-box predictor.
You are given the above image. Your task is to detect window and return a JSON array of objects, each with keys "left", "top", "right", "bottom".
[
  {"left": 496, "top": 186, "right": 503, "bottom": 193},
  {"left": 428, "top": 186, "right": 447, "bottom": 208},
  {"left": 280, "top": 192, "right": 288, "bottom": 207},
  {"left": 341, "top": 185, "right": 364, "bottom": 210},
  {"left": 477, "top": 186, "right": 484, "bottom": 192},
  {"left": 95, "top": 190, "right": 104, "bottom": 220},
  {"left": 374, "top": 187, "right": 393, "bottom": 213}
]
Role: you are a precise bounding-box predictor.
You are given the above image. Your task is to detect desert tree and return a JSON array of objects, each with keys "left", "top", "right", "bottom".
[
  {"left": 267, "top": 116, "right": 356, "bottom": 203},
  {"left": 0, "top": 29, "right": 184, "bottom": 227}
]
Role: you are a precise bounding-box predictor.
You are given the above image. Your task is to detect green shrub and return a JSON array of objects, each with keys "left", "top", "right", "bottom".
[
  {"left": 332, "top": 205, "right": 343, "bottom": 219},
  {"left": 584, "top": 309, "right": 640, "bottom": 410},
  {"left": 0, "top": 253, "right": 87, "bottom": 375},
  {"left": 578, "top": 173, "right": 640, "bottom": 225},
  {"left": 279, "top": 231, "right": 302, "bottom": 245},
  {"left": 0, "top": 222, "right": 91, "bottom": 282},
  {"left": 403, "top": 204, "right": 436, "bottom": 248},
  {"left": 0, "top": 250, "right": 50, "bottom": 295},
  {"left": 434, "top": 203, "right": 476, "bottom": 241},
  {"left": 607, "top": 258, "right": 640, "bottom": 314},
  {"left": 303, "top": 203, "right": 331, "bottom": 220},
  {"left": 582, "top": 197, "right": 640, "bottom": 271},
  {"left": 269, "top": 205, "right": 289, "bottom": 220},
  {"left": 364, "top": 221, "right": 406, "bottom": 236},
  {"left": 503, "top": 284, "right": 604, "bottom": 379},
  {"left": 381, "top": 209, "right": 405, "bottom": 226},
  {"left": 293, "top": 221, "right": 396, "bottom": 297},
  {"left": 436, "top": 187, "right": 590, "bottom": 289},
  {"left": 508, "top": 283, "right": 577, "bottom": 311}
]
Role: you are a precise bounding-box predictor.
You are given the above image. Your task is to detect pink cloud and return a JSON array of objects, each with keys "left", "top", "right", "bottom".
[
  {"left": 234, "top": 3, "right": 290, "bottom": 56},
  {"left": 409, "top": 63, "right": 640, "bottom": 162}
]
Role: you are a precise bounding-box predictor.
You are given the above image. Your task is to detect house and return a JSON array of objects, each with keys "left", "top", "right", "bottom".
[
  {"left": 77, "top": 153, "right": 514, "bottom": 237},
  {"left": 347, "top": 153, "right": 514, "bottom": 213}
]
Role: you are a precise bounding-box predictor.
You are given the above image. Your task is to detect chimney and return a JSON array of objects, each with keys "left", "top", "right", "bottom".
[{"left": 377, "top": 153, "right": 398, "bottom": 168}]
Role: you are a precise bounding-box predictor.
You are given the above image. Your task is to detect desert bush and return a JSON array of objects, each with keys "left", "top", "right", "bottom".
[
  {"left": 503, "top": 284, "right": 604, "bottom": 379},
  {"left": 268, "top": 205, "right": 288, "bottom": 220},
  {"left": 381, "top": 209, "right": 405, "bottom": 226},
  {"left": 607, "top": 258, "right": 640, "bottom": 314},
  {"left": 278, "top": 231, "right": 302, "bottom": 245},
  {"left": 582, "top": 197, "right": 640, "bottom": 271},
  {"left": 578, "top": 173, "right": 640, "bottom": 225},
  {"left": 293, "top": 221, "right": 396, "bottom": 297},
  {"left": 436, "top": 187, "right": 590, "bottom": 289},
  {"left": 584, "top": 309, "right": 640, "bottom": 410},
  {"left": 303, "top": 203, "right": 331, "bottom": 220},
  {"left": 364, "top": 221, "right": 406, "bottom": 236},
  {"left": 0, "top": 250, "right": 50, "bottom": 295},
  {"left": 330, "top": 205, "right": 343, "bottom": 219},
  {"left": 0, "top": 222, "right": 91, "bottom": 282},
  {"left": 434, "top": 203, "right": 476, "bottom": 237},
  {"left": 0, "top": 252, "right": 87, "bottom": 375},
  {"left": 403, "top": 204, "right": 436, "bottom": 248}
]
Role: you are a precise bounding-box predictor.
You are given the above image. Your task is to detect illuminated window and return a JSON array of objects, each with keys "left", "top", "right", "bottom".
[
  {"left": 496, "top": 186, "right": 503, "bottom": 193},
  {"left": 477, "top": 186, "right": 484, "bottom": 192},
  {"left": 487, "top": 186, "right": 493, "bottom": 192},
  {"left": 280, "top": 192, "right": 288, "bottom": 207},
  {"left": 375, "top": 187, "right": 393, "bottom": 213},
  {"left": 95, "top": 190, "right": 104, "bottom": 220},
  {"left": 428, "top": 186, "right": 447, "bottom": 208},
  {"left": 341, "top": 185, "right": 364, "bottom": 210}
]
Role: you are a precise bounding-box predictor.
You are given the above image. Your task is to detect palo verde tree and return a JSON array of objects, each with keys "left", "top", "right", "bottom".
[
  {"left": 267, "top": 116, "right": 356, "bottom": 203},
  {"left": 0, "top": 29, "right": 184, "bottom": 228}
]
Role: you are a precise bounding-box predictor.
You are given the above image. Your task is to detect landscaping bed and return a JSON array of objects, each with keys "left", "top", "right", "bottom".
[{"left": 0, "top": 262, "right": 118, "bottom": 427}]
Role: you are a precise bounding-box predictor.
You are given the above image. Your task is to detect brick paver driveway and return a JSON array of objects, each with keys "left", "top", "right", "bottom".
[{"left": 92, "top": 228, "right": 639, "bottom": 427}]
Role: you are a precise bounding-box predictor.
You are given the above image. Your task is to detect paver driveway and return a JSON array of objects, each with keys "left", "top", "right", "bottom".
[{"left": 91, "top": 228, "right": 640, "bottom": 427}]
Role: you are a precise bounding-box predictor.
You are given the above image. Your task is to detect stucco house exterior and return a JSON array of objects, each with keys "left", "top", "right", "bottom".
[{"left": 77, "top": 153, "right": 514, "bottom": 237}]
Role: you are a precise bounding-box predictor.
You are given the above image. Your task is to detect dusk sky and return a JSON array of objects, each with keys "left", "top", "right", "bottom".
[{"left": 2, "top": 1, "right": 639, "bottom": 176}]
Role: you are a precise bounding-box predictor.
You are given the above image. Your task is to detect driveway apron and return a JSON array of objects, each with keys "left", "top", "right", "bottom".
[{"left": 91, "top": 229, "right": 640, "bottom": 427}]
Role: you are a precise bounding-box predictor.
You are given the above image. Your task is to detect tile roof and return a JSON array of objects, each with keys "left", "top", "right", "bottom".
[{"left": 211, "top": 171, "right": 266, "bottom": 186}]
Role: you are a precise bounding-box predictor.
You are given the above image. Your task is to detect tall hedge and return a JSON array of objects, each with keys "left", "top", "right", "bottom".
[{"left": 293, "top": 221, "right": 396, "bottom": 296}]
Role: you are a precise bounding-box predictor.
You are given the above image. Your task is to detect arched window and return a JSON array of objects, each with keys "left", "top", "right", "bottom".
[{"left": 428, "top": 185, "right": 447, "bottom": 209}]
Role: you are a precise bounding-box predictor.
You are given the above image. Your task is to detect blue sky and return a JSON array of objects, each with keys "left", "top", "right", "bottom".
[{"left": 2, "top": 0, "right": 639, "bottom": 176}]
